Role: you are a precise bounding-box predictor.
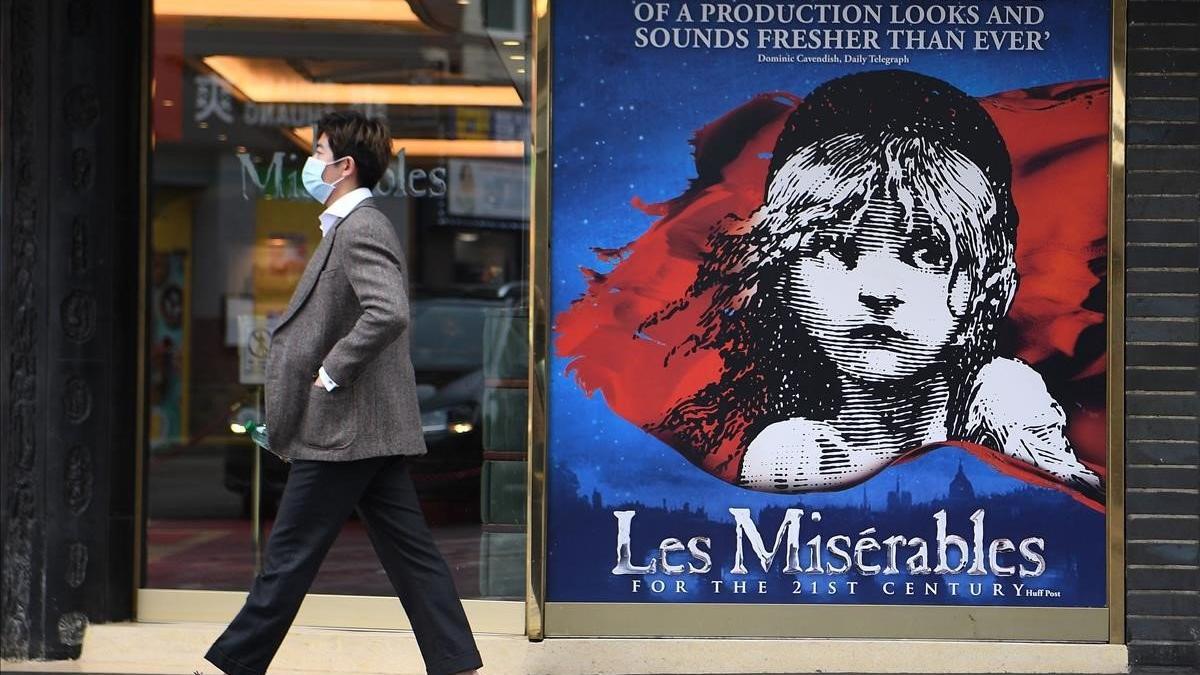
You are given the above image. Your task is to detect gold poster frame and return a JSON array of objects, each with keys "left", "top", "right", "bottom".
[{"left": 527, "top": 0, "right": 1127, "bottom": 642}]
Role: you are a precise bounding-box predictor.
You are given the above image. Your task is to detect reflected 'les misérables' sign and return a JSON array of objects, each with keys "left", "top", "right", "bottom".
[{"left": 547, "top": 0, "right": 1111, "bottom": 607}]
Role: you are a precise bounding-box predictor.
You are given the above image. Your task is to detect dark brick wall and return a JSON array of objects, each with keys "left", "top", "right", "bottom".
[{"left": 1125, "top": 0, "right": 1200, "bottom": 671}]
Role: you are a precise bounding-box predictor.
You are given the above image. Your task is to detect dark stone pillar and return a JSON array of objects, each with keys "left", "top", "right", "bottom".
[{"left": 1, "top": 0, "right": 143, "bottom": 660}]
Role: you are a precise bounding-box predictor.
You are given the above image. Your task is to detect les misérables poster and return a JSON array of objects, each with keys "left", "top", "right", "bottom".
[{"left": 548, "top": 0, "right": 1111, "bottom": 607}]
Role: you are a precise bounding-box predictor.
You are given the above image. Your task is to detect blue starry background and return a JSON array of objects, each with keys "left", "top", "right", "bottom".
[{"left": 545, "top": 0, "right": 1110, "bottom": 606}]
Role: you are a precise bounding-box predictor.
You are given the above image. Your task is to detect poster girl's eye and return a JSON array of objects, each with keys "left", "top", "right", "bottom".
[
  {"left": 806, "top": 231, "right": 860, "bottom": 267},
  {"left": 902, "top": 233, "right": 951, "bottom": 272}
]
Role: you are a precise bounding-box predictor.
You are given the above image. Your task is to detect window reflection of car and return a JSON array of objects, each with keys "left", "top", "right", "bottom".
[
  {"left": 224, "top": 291, "right": 516, "bottom": 516},
  {"left": 406, "top": 295, "right": 499, "bottom": 498}
]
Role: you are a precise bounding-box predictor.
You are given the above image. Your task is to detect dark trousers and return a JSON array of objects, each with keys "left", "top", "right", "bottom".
[{"left": 205, "top": 455, "right": 483, "bottom": 675}]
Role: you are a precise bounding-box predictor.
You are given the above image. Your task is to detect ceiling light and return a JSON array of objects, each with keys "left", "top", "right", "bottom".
[
  {"left": 292, "top": 127, "right": 524, "bottom": 158},
  {"left": 206, "top": 56, "right": 522, "bottom": 107},
  {"left": 393, "top": 139, "right": 524, "bottom": 158},
  {"left": 502, "top": 40, "right": 521, "bottom": 46},
  {"left": 155, "top": 0, "right": 422, "bottom": 25},
  {"left": 509, "top": 54, "right": 526, "bottom": 61}
]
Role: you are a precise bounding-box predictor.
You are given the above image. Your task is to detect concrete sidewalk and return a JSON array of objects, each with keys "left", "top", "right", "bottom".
[{"left": 1, "top": 622, "right": 1131, "bottom": 675}]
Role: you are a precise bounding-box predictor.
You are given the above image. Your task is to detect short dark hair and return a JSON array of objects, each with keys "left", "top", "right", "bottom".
[
  {"left": 316, "top": 110, "right": 392, "bottom": 190},
  {"left": 767, "top": 70, "right": 1014, "bottom": 223}
]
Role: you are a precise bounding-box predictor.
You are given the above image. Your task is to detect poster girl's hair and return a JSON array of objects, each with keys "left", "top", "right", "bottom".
[{"left": 644, "top": 70, "right": 1019, "bottom": 473}]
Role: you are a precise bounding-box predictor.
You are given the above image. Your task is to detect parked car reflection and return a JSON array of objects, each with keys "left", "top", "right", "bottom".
[{"left": 223, "top": 291, "right": 516, "bottom": 518}]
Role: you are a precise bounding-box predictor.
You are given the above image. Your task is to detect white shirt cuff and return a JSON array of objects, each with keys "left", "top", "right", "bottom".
[{"left": 318, "top": 366, "right": 338, "bottom": 391}]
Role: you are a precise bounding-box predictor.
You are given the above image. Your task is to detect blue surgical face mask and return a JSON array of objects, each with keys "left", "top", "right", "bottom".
[{"left": 301, "top": 155, "right": 349, "bottom": 204}]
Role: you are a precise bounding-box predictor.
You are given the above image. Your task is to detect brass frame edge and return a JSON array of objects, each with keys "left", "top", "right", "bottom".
[
  {"left": 544, "top": 603, "right": 1110, "bottom": 642},
  {"left": 532, "top": 0, "right": 1126, "bottom": 643},
  {"left": 525, "top": 0, "right": 552, "bottom": 642},
  {"left": 132, "top": 0, "right": 153, "bottom": 612},
  {"left": 1106, "top": 0, "right": 1128, "bottom": 647}
]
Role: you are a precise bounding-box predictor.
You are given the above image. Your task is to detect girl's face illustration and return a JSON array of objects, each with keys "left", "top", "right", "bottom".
[{"left": 776, "top": 198, "right": 966, "bottom": 382}]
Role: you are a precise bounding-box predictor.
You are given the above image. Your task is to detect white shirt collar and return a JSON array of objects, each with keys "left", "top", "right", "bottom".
[{"left": 318, "top": 187, "right": 372, "bottom": 237}]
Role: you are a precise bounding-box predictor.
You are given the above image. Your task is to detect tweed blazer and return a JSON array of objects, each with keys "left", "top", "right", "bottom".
[{"left": 264, "top": 198, "right": 427, "bottom": 462}]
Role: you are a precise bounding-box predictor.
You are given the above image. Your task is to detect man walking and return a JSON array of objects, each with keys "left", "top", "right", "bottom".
[{"left": 205, "top": 111, "right": 482, "bottom": 675}]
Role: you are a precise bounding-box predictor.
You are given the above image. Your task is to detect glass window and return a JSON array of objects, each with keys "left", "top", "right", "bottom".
[{"left": 145, "top": 0, "right": 530, "bottom": 600}]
